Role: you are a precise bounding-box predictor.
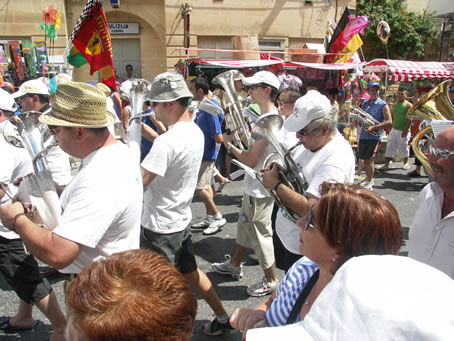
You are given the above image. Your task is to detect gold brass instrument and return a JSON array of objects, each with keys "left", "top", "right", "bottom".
[
  {"left": 252, "top": 114, "right": 306, "bottom": 222},
  {"left": 213, "top": 70, "right": 251, "bottom": 150},
  {"left": 350, "top": 105, "right": 381, "bottom": 137},
  {"left": 407, "top": 80, "right": 454, "bottom": 174}
]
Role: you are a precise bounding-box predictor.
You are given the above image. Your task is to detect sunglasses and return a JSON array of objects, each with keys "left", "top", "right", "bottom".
[
  {"left": 247, "top": 83, "right": 267, "bottom": 91},
  {"left": 303, "top": 206, "right": 318, "bottom": 231},
  {"left": 47, "top": 125, "right": 57, "bottom": 133},
  {"left": 297, "top": 127, "right": 317, "bottom": 137},
  {"left": 429, "top": 145, "right": 454, "bottom": 159},
  {"left": 278, "top": 100, "right": 294, "bottom": 106}
]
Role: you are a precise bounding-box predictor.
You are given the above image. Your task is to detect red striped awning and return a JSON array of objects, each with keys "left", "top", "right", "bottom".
[{"left": 364, "top": 59, "right": 454, "bottom": 81}]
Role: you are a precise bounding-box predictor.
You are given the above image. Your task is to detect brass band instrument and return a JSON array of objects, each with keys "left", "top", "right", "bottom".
[
  {"left": 213, "top": 70, "right": 251, "bottom": 150},
  {"left": 252, "top": 114, "right": 306, "bottom": 222},
  {"left": 350, "top": 105, "right": 381, "bottom": 137},
  {"left": 2, "top": 111, "right": 54, "bottom": 172},
  {"left": 407, "top": 80, "right": 454, "bottom": 174}
]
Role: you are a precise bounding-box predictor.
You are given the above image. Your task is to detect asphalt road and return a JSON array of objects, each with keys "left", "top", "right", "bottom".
[{"left": 0, "top": 157, "right": 428, "bottom": 341}]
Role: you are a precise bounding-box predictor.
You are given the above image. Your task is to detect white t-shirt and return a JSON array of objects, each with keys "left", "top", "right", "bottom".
[
  {"left": 276, "top": 131, "right": 355, "bottom": 254},
  {"left": 53, "top": 142, "right": 143, "bottom": 274},
  {"left": 141, "top": 121, "right": 204, "bottom": 234},
  {"left": 44, "top": 141, "right": 72, "bottom": 186},
  {"left": 409, "top": 182, "right": 454, "bottom": 279},
  {"left": 0, "top": 122, "right": 33, "bottom": 240},
  {"left": 244, "top": 109, "right": 281, "bottom": 199}
]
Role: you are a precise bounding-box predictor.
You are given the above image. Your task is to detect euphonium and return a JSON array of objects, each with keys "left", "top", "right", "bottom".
[
  {"left": 2, "top": 111, "right": 54, "bottom": 172},
  {"left": 407, "top": 80, "right": 454, "bottom": 174},
  {"left": 213, "top": 70, "right": 251, "bottom": 150},
  {"left": 252, "top": 114, "right": 306, "bottom": 222},
  {"left": 349, "top": 105, "right": 381, "bottom": 137}
]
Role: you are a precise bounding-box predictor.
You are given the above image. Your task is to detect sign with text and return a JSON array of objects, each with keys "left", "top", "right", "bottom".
[{"left": 108, "top": 22, "right": 139, "bottom": 35}]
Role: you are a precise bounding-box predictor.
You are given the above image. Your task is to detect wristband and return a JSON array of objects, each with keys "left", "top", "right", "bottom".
[
  {"left": 227, "top": 143, "right": 233, "bottom": 154},
  {"left": 273, "top": 181, "right": 283, "bottom": 192},
  {"left": 11, "top": 213, "right": 26, "bottom": 232}
]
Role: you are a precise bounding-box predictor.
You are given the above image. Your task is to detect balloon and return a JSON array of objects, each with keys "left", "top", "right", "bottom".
[{"left": 377, "top": 20, "right": 391, "bottom": 44}]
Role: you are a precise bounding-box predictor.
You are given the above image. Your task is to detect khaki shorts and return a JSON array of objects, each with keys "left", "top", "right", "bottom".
[
  {"left": 236, "top": 194, "right": 275, "bottom": 270},
  {"left": 196, "top": 161, "right": 214, "bottom": 190}
]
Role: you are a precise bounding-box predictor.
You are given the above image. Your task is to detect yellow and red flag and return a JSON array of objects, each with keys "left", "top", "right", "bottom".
[{"left": 64, "top": 0, "right": 116, "bottom": 90}]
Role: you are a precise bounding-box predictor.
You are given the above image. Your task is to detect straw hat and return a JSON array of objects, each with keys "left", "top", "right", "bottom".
[{"left": 39, "top": 82, "right": 117, "bottom": 128}]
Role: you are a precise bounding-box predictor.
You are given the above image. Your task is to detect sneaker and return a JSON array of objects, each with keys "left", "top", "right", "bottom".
[
  {"left": 202, "top": 316, "right": 234, "bottom": 336},
  {"left": 192, "top": 216, "right": 214, "bottom": 229},
  {"left": 359, "top": 180, "right": 374, "bottom": 190},
  {"left": 211, "top": 254, "right": 243, "bottom": 279},
  {"left": 202, "top": 217, "right": 227, "bottom": 235},
  {"left": 247, "top": 277, "right": 278, "bottom": 297}
]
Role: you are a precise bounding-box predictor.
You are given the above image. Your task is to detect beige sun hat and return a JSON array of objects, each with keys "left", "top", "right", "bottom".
[{"left": 39, "top": 82, "right": 117, "bottom": 128}]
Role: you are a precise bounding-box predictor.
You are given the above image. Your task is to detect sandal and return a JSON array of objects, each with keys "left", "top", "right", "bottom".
[{"left": 0, "top": 318, "right": 38, "bottom": 333}]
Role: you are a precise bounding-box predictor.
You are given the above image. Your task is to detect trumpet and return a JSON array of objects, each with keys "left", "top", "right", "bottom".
[
  {"left": 252, "top": 114, "right": 306, "bottom": 222},
  {"left": 350, "top": 105, "right": 381, "bottom": 137},
  {"left": 213, "top": 70, "right": 252, "bottom": 150}
]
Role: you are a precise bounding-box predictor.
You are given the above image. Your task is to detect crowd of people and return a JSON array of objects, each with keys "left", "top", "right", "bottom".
[{"left": 0, "top": 64, "right": 453, "bottom": 341}]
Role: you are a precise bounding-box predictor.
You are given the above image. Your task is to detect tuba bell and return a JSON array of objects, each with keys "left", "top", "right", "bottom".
[
  {"left": 251, "top": 114, "right": 306, "bottom": 222},
  {"left": 407, "top": 80, "right": 454, "bottom": 174},
  {"left": 212, "top": 70, "right": 252, "bottom": 150}
]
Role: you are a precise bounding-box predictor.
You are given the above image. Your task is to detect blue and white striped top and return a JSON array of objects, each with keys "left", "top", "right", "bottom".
[{"left": 265, "top": 257, "right": 318, "bottom": 327}]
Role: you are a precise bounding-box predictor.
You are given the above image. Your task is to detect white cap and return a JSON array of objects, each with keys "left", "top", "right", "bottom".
[
  {"left": 284, "top": 90, "right": 331, "bottom": 132},
  {"left": 242, "top": 71, "right": 280, "bottom": 90},
  {"left": 13, "top": 79, "right": 50, "bottom": 99},
  {"left": 0, "top": 88, "right": 17, "bottom": 112},
  {"left": 247, "top": 255, "right": 454, "bottom": 341}
]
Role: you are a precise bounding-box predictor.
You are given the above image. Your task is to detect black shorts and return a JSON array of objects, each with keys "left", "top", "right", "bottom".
[
  {"left": 0, "top": 236, "right": 52, "bottom": 304},
  {"left": 358, "top": 139, "right": 381, "bottom": 161},
  {"left": 140, "top": 224, "right": 198, "bottom": 275},
  {"left": 273, "top": 231, "right": 302, "bottom": 273}
]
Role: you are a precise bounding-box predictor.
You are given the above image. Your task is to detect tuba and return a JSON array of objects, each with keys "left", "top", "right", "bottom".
[
  {"left": 252, "top": 114, "right": 306, "bottom": 222},
  {"left": 350, "top": 105, "right": 381, "bottom": 137},
  {"left": 212, "top": 70, "right": 251, "bottom": 150},
  {"left": 407, "top": 80, "right": 454, "bottom": 174}
]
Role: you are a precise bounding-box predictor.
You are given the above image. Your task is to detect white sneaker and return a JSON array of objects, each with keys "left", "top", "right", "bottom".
[
  {"left": 359, "top": 180, "right": 374, "bottom": 190},
  {"left": 247, "top": 277, "right": 278, "bottom": 297},
  {"left": 211, "top": 254, "right": 243, "bottom": 279},
  {"left": 192, "top": 216, "right": 214, "bottom": 229},
  {"left": 203, "top": 217, "right": 227, "bottom": 235}
]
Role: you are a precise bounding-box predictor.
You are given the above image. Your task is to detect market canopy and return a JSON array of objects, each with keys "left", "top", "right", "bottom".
[{"left": 364, "top": 58, "right": 454, "bottom": 81}]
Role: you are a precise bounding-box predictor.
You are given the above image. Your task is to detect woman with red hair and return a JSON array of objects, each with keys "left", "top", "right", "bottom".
[{"left": 230, "top": 182, "right": 402, "bottom": 336}]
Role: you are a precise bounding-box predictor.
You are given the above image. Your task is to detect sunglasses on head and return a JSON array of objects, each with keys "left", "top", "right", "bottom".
[{"left": 303, "top": 206, "right": 317, "bottom": 231}]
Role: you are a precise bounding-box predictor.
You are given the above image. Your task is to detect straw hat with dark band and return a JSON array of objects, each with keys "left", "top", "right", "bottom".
[{"left": 39, "top": 82, "right": 117, "bottom": 128}]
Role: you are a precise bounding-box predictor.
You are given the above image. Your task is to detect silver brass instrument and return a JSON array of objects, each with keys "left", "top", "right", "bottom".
[
  {"left": 350, "top": 105, "right": 381, "bottom": 137},
  {"left": 2, "top": 111, "right": 54, "bottom": 172},
  {"left": 252, "top": 114, "right": 306, "bottom": 222},
  {"left": 213, "top": 70, "right": 251, "bottom": 150},
  {"left": 407, "top": 80, "right": 454, "bottom": 174}
]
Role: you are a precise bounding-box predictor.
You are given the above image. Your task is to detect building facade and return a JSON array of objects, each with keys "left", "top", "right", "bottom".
[{"left": 1, "top": 0, "right": 355, "bottom": 84}]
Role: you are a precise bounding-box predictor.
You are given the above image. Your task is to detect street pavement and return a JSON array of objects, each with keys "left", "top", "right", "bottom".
[{"left": 0, "top": 157, "right": 428, "bottom": 340}]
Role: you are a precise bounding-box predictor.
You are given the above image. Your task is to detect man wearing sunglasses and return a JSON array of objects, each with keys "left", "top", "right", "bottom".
[
  {"left": 409, "top": 126, "right": 454, "bottom": 279},
  {"left": 12, "top": 79, "right": 72, "bottom": 189},
  {"left": 212, "top": 71, "right": 281, "bottom": 297},
  {"left": 261, "top": 90, "right": 355, "bottom": 272}
]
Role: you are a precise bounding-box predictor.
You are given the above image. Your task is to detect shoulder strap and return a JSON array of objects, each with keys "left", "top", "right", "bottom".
[{"left": 285, "top": 269, "right": 320, "bottom": 325}]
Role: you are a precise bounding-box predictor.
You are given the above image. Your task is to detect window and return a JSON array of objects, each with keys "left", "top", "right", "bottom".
[{"left": 198, "top": 36, "right": 232, "bottom": 59}]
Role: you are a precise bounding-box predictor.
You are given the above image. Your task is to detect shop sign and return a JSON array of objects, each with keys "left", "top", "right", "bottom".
[{"left": 108, "top": 22, "right": 139, "bottom": 34}]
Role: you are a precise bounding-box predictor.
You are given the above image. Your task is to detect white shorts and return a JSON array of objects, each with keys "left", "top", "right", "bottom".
[{"left": 385, "top": 128, "right": 409, "bottom": 159}]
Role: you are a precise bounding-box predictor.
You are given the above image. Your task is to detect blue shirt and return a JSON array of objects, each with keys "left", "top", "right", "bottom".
[
  {"left": 141, "top": 109, "right": 158, "bottom": 158},
  {"left": 195, "top": 98, "right": 224, "bottom": 161},
  {"left": 265, "top": 257, "right": 318, "bottom": 327},
  {"left": 359, "top": 97, "right": 387, "bottom": 141}
]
